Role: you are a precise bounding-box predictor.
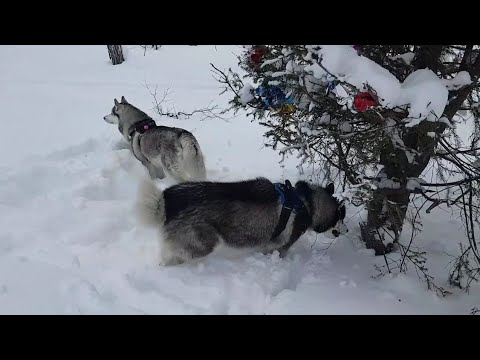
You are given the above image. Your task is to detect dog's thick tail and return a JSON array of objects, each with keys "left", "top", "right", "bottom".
[
  {"left": 180, "top": 134, "right": 207, "bottom": 181},
  {"left": 136, "top": 177, "right": 166, "bottom": 227}
]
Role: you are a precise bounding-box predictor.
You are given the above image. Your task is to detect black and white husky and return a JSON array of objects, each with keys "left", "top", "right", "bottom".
[
  {"left": 103, "top": 96, "right": 206, "bottom": 182},
  {"left": 137, "top": 177, "right": 347, "bottom": 266}
]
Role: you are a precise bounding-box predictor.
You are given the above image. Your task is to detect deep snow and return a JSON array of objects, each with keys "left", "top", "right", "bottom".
[{"left": 0, "top": 45, "right": 478, "bottom": 314}]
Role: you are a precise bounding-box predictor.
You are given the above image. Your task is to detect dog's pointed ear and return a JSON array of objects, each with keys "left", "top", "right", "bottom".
[
  {"left": 114, "top": 98, "right": 120, "bottom": 107},
  {"left": 326, "top": 183, "right": 335, "bottom": 195},
  {"left": 295, "top": 181, "right": 312, "bottom": 198},
  {"left": 121, "top": 96, "right": 128, "bottom": 104}
]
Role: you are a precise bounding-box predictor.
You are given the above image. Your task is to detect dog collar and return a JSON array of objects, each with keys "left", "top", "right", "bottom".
[
  {"left": 128, "top": 119, "right": 156, "bottom": 139},
  {"left": 271, "top": 180, "right": 308, "bottom": 239}
]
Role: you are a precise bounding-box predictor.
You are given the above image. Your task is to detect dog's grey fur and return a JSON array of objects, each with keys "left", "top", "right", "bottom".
[
  {"left": 137, "top": 177, "right": 347, "bottom": 266},
  {"left": 103, "top": 96, "right": 206, "bottom": 182}
]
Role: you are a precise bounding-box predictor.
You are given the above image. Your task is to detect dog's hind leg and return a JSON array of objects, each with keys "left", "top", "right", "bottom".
[
  {"left": 186, "top": 224, "right": 219, "bottom": 260},
  {"left": 159, "top": 149, "right": 205, "bottom": 182},
  {"left": 159, "top": 247, "right": 186, "bottom": 266},
  {"left": 179, "top": 134, "right": 207, "bottom": 180},
  {"left": 161, "top": 160, "right": 191, "bottom": 183},
  {"left": 169, "top": 169, "right": 191, "bottom": 183},
  {"left": 160, "top": 225, "right": 219, "bottom": 266}
]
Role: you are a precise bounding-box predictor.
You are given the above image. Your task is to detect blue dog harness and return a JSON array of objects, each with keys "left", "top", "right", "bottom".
[{"left": 271, "top": 180, "right": 308, "bottom": 239}]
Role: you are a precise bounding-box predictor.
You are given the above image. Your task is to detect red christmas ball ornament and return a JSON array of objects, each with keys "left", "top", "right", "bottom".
[
  {"left": 251, "top": 47, "right": 267, "bottom": 63},
  {"left": 354, "top": 91, "right": 377, "bottom": 112},
  {"left": 247, "top": 46, "right": 268, "bottom": 69}
]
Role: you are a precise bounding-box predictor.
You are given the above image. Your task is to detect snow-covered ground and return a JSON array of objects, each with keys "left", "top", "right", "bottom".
[{"left": 0, "top": 45, "right": 478, "bottom": 314}]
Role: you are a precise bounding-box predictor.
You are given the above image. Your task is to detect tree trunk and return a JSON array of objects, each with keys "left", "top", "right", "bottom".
[
  {"left": 107, "top": 45, "right": 125, "bottom": 65},
  {"left": 361, "top": 189, "right": 411, "bottom": 255},
  {"left": 361, "top": 135, "right": 413, "bottom": 255},
  {"left": 362, "top": 45, "right": 480, "bottom": 255}
]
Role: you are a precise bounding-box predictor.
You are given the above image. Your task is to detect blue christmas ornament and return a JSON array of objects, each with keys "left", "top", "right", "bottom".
[
  {"left": 255, "top": 84, "right": 295, "bottom": 110},
  {"left": 326, "top": 80, "right": 337, "bottom": 93},
  {"left": 255, "top": 86, "right": 266, "bottom": 96}
]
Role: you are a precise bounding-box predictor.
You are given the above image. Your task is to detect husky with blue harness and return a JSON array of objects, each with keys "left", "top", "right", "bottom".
[{"left": 136, "top": 177, "right": 347, "bottom": 266}]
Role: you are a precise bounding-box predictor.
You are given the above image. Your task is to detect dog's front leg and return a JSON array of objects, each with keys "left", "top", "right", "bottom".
[
  {"left": 147, "top": 165, "right": 158, "bottom": 179},
  {"left": 145, "top": 163, "right": 166, "bottom": 180},
  {"left": 153, "top": 165, "right": 166, "bottom": 179},
  {"left": 136, "top": 155, "right": 165, "bottom": 179},
  {"left": 262, "top": 233, "right": 289, "bottom": 256},
  {"left": 278, "top": 247, "right": 290, "bottom": 258},
  {"left": 137, "top": 157, "right": 158, "bottom": 179},
  {"left": 277, "top": 235, "right": 302, "bottom": 258}
]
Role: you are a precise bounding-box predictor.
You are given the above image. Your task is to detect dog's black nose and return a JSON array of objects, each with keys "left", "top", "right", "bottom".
[{"left": 332, "top": 230, "right": 340, "bottom": 237}]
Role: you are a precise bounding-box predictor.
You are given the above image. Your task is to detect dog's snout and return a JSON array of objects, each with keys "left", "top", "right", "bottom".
[{"left": 332, "top": 230, "right": 340, "bottom": 237}]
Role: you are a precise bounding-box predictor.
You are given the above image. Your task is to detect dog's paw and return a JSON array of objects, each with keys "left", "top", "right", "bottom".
[
  {"left": 159, "top": 256, "right": 185, "bottom": 266},
  {"left": 278, "top": 249, "right": 289, "bottom": 258}
]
